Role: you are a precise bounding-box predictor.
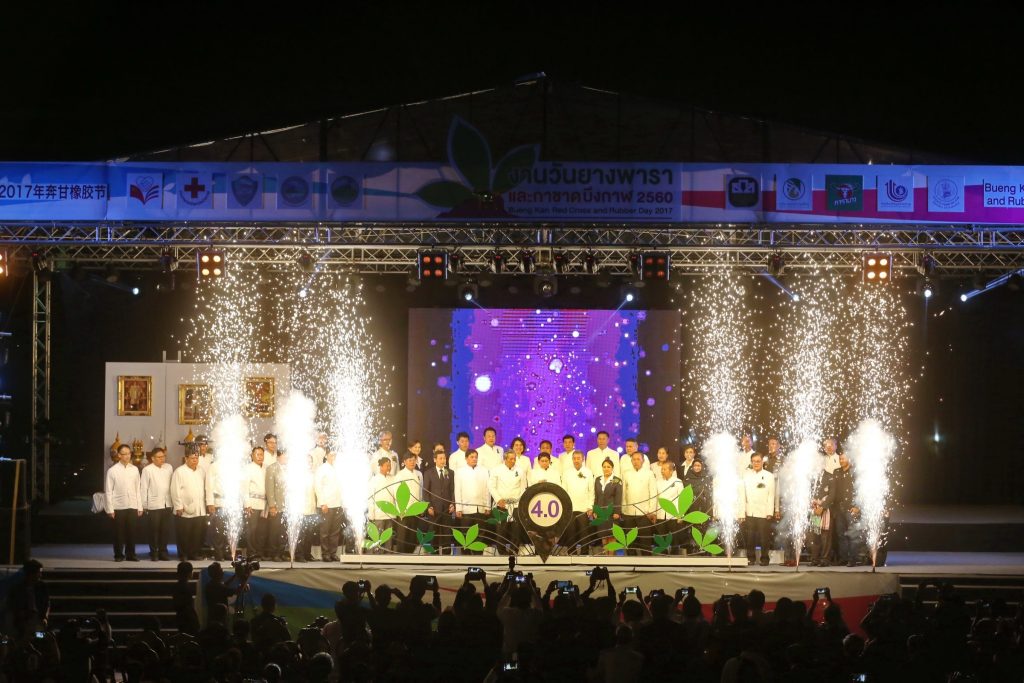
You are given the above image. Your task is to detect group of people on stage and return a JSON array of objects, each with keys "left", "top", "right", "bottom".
[{"left": 103, "top": 425, "right": 867, "bottom": 566}]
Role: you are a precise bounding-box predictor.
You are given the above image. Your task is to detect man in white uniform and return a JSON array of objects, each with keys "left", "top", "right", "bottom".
[
  {"left": 371, "top": 431, "right": 399, "bottom": 476},
  {"left": 555, "top": 435, "right": 577, "bottom": 476},
  {"left": 315, "top": 450, "right": 344, "bottom": 562},
  {"left": 170, "top": 452, "right": 206, "bottom": 561},
  {"left": 140, "top": 447, "right": 173, "bottom": 561},
  {"left": 105, "top": 444, "right": 142, "bottom": 562},
  {"left": 195, "top": 437, "right": 214, "bottom": 474},
  {"left": 488, "top": 451, "right": 525, "bottom": 551},
  {"left": 737, "top": 434, "right": 756, "bottom": 476},
  {"left": 448, "top": 431, "right": 471, "bottom": 471},
  {"left": 618, "top": 438, "right": 648, "bottom": 473},
  {"left": 561, "top": 450, "right": 595, "bottom": 552},
  {"left": 393, "top": 452, "right": 424, "bottom": 552},
  {"left": 263, "top": 433, "right": 280, "bottom": 467},
  {"left": 620, "top": 450, "right": 657, "bottom": 555},
  {"left": 655, "top": 461, "right": 685, "bottom": 554},
  {"left": 528, "top": 453, "right": 560, "bottom": 486},
  {"left": 243, "top": 446, "right": 268, "bottom": 559},
  {"left": 586, "top": 431, "right": 619, "bottom": 478},
  {"left": 740, "top": 453, "right": 776, "bottom": 567},
  {"left": 477, "top": 427, "right": 504, "bottom": 472},
  {"left": 204, "top": 457, "right": 231, "bottom": 561},
  {"left": 368, "top": 456, "right": 396, "bottom": 552},
  {"left": 454, "top": 449, "right": 491, "bottom": 554},
  {"left": 821, "top": 438, "right": 840, "bottom": 474}
]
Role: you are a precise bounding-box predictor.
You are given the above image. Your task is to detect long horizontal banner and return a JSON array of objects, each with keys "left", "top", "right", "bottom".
[{"left": 1, "top": 161, "right": 1024, "bottom": 225}]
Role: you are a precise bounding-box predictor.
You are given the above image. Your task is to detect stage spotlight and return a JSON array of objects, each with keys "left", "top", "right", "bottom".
[
  {"left": 916, "top": 253, "right": 936, "bottom": 277},
  {"left": 625, "top": 292, "right": 635, "bottom": 302},
  {"left": 552, "top": 251, "right": 568, "bottom": 274},
  {"left": 960, "top": 293, "right": 968, "bottom": 302},
  {"left": 297, "top": 253, "right": 316, "bottom": 274},
  {"left": 31, "top": 252, "right": 52, "bottom": 283},
  {"left": 0, "top": 250, "right": 8, "bottom": 278},
  {"left": 489, "top": 251, "right": 505, "bottom": 274},
  {"left": 417, "top": 251, "right": 448, "bottom": 280},
  {"left": 791, "top": 293, "right": 800, "bottom": 302},
  {"left": 638, "top": 252, "right": 670, "bottom": 281},
  {"left": 518, "top": 250, "right": 535, "bottom": 274},
  {"left": 923, "top": 280, "right": 933, "bottom": 299},
  {"left": 197, "top": 251, "right": 225, "bottom": 279},
  {"left": 862, "top": 252, "right": 891, "bottom": 284},
  {"left": 159, "top": 250, "right": 175, "bottom": 273},
  {"left": 533, "top": 274, "right": 558, "bottom": 298},
  {"left": 448, "top": 252, "right": 464, "bottom": 275},
  {"left": 131, "top": 286, "right": 140, "bottom": 296},
  {"left": 767, "top": 253, "right": 785, "bottom": 276},
  {"left": 298, "top": 287, "right": 309, "bottom": 299},
  {"left": 621, "top": 284, "right": 638, "bottom": 304},
  {"left": 583, "top": 251, "right": 599, "bottom": 275},
  {"left": 457, "top": 281, "right": 479, "bottom": 303}
]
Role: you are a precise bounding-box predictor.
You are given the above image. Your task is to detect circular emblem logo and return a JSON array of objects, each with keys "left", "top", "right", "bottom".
[
  {"left": 782, "top": 177, "right": 805, "bottom": 201},
  {"left": 280, "top": 176, "right": 310, "bottom": 206},
  {"left": 330, "top": 176, "right": 360, "bottom": 206},
  {"left": 931, "top": 178, "right": 960, "bottom": 210}
]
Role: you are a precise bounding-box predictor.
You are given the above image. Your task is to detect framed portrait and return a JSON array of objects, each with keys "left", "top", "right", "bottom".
[
  {"left": 117, "top": 375, "right": 153, "bottom": 416},
  {"left": 243, "top": 377, "right": 275, "bottom": 418},
  {"left": 178, "top": 384, "right": 212, "bottom": 425}
]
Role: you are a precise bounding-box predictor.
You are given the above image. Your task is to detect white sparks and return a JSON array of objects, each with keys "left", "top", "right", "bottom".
[
  {"left": 847, "top": 419, "right": 896, "bottom": 566},
  {"left": 704, "top": 432, "right": 741, "bottom": 557},
  {"left": 778, "top": 439, "right": 819, "bottom": 567}
]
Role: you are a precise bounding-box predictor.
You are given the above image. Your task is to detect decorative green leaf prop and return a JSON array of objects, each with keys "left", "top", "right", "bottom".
[
  {"left": 452, "top": 524, "right": 488, "bottom": 553},
  {"left": 652, "top": 533, "right": 673, "bottom": 555},
  {"left": 589, "top": 504, "right": 613, "bottom": 527},
  {"left": 486, "top": 506, "right": 509, "bottom": 525},
  {"left": 416, "top": 529, "right": 437, "bottom": 555},
  {"left": 380, "top": 482, "right": 430, "bottom": 519},
  {"left": 604, "top": 523, "right": 638, "bottom": 552},
  {"left": 362, "top": 521, "right": 394, "bottom": 550},
  {"left": 691, "top": 526, "right": 724, "bottom": 555}
]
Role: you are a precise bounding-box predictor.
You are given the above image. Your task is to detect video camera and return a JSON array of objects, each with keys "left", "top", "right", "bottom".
[{"left": 231, "top": 556, "right": 261, "bottom": 578}]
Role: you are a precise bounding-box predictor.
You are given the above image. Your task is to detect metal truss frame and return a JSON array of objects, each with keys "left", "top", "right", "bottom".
[{"left": 9, "top": 220, "right": 1024, "bottom": 501}]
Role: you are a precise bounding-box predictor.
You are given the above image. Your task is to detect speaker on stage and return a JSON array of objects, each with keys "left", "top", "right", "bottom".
[{"left": 0, "top": 459, "right": 31, "bottom": 564}]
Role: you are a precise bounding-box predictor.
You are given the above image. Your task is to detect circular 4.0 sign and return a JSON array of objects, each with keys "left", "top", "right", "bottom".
[{"left": 518, "top": 483, "right": 573, "bottom": 535}]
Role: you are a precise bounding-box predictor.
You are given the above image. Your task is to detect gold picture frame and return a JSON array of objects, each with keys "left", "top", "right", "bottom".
[
  {"left": 243, "top": 377, "right": 275, "bottom": 418},
  {"left": 178, "top": 384, "right": 212, "bottom": 425},
  {"left": 117, "top": 375, "right": 153, "bottom": 416}
]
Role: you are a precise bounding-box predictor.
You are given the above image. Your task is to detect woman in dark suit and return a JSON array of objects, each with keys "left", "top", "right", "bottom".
[{"left": 590, "top": 458, "right": 622, "bottom": 554}]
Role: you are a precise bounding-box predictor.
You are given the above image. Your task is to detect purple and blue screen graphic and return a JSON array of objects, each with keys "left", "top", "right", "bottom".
[{"left": 408, "top": 308, "right": 681, "bottom": 456}]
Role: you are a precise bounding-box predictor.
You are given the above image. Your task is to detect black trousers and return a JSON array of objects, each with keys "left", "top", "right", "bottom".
[
  {"left": 425, "top": 511, "right": 454, "bottom": 553},
  {"left": 620, "top": 514, "right": 653, "bottom": 555},
  {"left": 245, "top": 510, "right": 267, "bottom": 558},
  {"left": 112, "top": 508, "right": 138, "bottom": 559},
  {"left": 175, "top": 516, "right": 205, "bottom": 560},
  {"left": 146, "top": 507, "right": 172, "bottom": 556},
  {"left": 320, "top": 507, "right": 342, "bottom": 558},
  {"left": 656, "top": 519, "right": 685, "bottom": 552},
  {"left": 210, "top": 508, "right": 231, "bottom": 559},
  {"left": 834, "top": 508, "right": 854, "bottom": 563},
  {"left": 394, "top": 517, "right": 420, "bottom": 553},
  {"left": 745, "top": 516, "right": 771, "bottom": 564},
  {"left": 266, "top": 513, "right": 287, "bottom": 557}
]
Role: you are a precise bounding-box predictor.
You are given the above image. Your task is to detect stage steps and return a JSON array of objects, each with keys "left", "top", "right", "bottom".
[
  {"left": 898, "top": 574, "right": 1024, "bottom": 609},
  {"left": 46, "top": 568, "right": 197, "bottom": 638}
]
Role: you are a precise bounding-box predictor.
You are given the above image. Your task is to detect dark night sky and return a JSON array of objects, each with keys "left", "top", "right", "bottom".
[{"left": 2, "top": 5, "right": 1022, "bottom": 162}]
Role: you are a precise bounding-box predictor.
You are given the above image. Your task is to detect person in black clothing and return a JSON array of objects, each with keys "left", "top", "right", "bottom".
[
  {"left": 831, "top": 452, "right": 861, "bottom": 566},
  {"left": 4, "top": 559, "right": 50, "bottom": 638},
  {"left": 171, "top": 561, "right": 200, "bottom": 635},
  {"left": 422, "top": 445, "right": 456, "bottom": 553},
  {"left": 203, "top": 562, "right": 248, "bottom": 617}
]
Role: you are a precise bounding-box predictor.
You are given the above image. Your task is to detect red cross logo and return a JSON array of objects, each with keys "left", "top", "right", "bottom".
[{"left": 183, "top": 177, "right": 206, "bottom": 199}]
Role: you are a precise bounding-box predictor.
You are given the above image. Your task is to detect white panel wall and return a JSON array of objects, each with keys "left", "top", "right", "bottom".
[{"left": 103, "top": 362, "right": 290, "bottom": 472}]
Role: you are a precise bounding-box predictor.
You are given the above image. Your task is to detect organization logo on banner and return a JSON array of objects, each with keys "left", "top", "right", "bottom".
[
  {"left": 825, "top": 174, "right": 863, "bottom": 211},
  {"left": 725, "top": 174, "right": 761, "bottom": 209},
  {"left": 876, "top": 173, "right": 914, "bottom": 212},
  {"left": 775, "top": 172, "right": 814, "bottom": 211},
  {"left": 928, "top": 176, "right": 964, "bottom": 212},
  {"left": 127, "top": 173, "right": 162, "bottom": 207},
  {"left": 176, "top": 172, "right": 213, "bottom": 208},
  {"left": 279, "top": 175, "right": 311, "bottom": 208},
  {"left": 329, "top": 175, "right": 361, "bottom": 207},
  {"left": 228, "top": 173, "right": 261, "bottom": 209}
]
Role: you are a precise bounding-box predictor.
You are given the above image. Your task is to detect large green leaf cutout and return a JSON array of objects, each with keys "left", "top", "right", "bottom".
[
  {"left": 414, "top": 180, "right": 474, "bottom": 209},
  {"left": 362, "top": 521, "right": 394, "bottom": 550},
  {"left": 683, "top": 511, "right": 710, "bottom": 525},
  {"left": 658, "top": 497, "right": 678, "bottom": 519},
  {"left": 486, "top": 507, "right": 509, "bottom": 525},
  {"left": 652, "top": 533, "right": 673, "bottom": 555},
  {"left": 676, "top": 486, "right": 694, "bottom": 517},
  {"left": 395, "top": 482, "right": 410, "bottom": 512},
  {"left": 376, "top": 500, "right": 399, "bottom": 517},
  {"left": 491, "top": 144, "right": 538, "bottom": 193},
  {"left": 405, "top": 501, "right": 429, "bottom": 517},
  {"left": 448, "top": 117, "right": 492, "bottom": 191}
]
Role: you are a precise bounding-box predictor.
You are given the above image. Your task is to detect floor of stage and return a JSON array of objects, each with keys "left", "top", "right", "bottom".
[{"left": 10, "top": 544, "right": 1024, "bottom": 575}]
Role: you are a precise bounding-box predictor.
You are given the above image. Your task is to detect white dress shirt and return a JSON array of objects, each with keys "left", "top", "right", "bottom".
[
  {"left": 197, "top": 452, "right": 215, "bottom": 474},
  {"left": 393, "top": 466, "right": 423, "bottom": 502},
  {"left": 371, "top": 448, "right": 399, "bottom": 476},
  {"left": 263, "top": 450, "right": 279, "bottom": 467},
  {"left": 651, "top": 460, "right": 673, "bottom": 484},
  {"left": 448, "top": 449, "right": 468, "bottom": 471},
  {"left": 561, "top": 464, "right": 595, "bottom": 513},
  {"left": 528, "top": 464, "right": 560, "bottom": 487},
  {"left": 555, "top": 450, "right": 575, "bottom": 475},
  {"left": 244, "top": 462, "right": 267, "bottom": 511},
  {"left": 368, "top": 472, "right": 396, "bottom": 520},
  {"left": 513, "top": 454, "right": 532, "bottom": 478},
  {"left": 621, "top": 462, "right": 658, "bottom": 516},
  {"left": 656, "top": 475, "right": 685, "bottom": 520},
  {"left": 822, "top": 452, "right": 840, "bottom": 474},
  {"left": 315, "top": 461, "right": 343, "bottom": 508},
  {"left": 477, "top": 443, "right": 504, "bottom": 472},
  {"left": 454, "top": 464, "right": 491, "bottom": 514},
  {"left": 104, "top": 462, "right": 141, "bottom": 514},
  {"left": 204, "top": 460, "right": 228, "bottom": 508},
  {"left": 740, "top": 469, "right": 776, "bottom": 518},
  {"left": 170, "top": 465, "right": 206, "bottom": 518},
  {"left": 679, "top": 458, "right": 697, "bottom": 479},
  {"left": 586, "top": 447, "right": 620, "bottom": 478},
  {"left": 488, "top": 464, "right": 525, "bottom": 519},
  {"left": 140, "top": 462, "right": 173, "bottom": 510}
]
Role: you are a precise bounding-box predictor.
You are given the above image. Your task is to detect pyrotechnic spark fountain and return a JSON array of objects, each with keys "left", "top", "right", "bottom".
[
  {"left": 277, "top": 391, "right": 317, "bottom": 565},
  {"left": 778, "top": 439, "right": 819, "bottom": 569},
  {"left": 275, "top": 273, "right": 384, "bottom": 552},
  {"left": 211, "top": 415, "right": 249, "bottom": 558},
  {"left": 847, "top": 419, "right": 896, "bottom": 568},
  {"left": 704, "top": 432, "right": 741, "bottom": 558}
]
